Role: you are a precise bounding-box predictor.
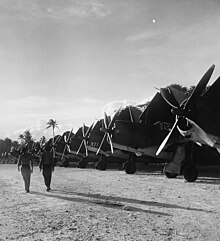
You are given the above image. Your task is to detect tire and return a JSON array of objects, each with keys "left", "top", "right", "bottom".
[
  {"left": 95, "top": 155, "right": 107, "bottom": 171},
  {"left": 163, "top": 164, "right": 178, "bottom": 178},
  {"left": 164, "top": 172, "right": 178, "bottom": 178},
  {"left": 124, "top": 160, "right": 136, "bottom": 174},
  {"left": 183, "top": 164, "right": 198, "bottom": 182}
]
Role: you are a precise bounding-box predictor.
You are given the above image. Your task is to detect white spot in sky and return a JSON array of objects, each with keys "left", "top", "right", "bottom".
[{"left": 152, "top": 19, "right": 156, "bottom": 24}]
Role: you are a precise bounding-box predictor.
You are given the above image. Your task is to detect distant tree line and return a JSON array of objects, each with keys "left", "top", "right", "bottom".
[
  {"left": 166, "top": 84, "right": 210, "bottom": 96},
  {"left": 0, "top": 138, "right": 17, "bottom": 157},
  {"left": 0, "top": 119, "right": 59, "bottom": 157},
  {"left": 0, "top": 130, "right": 35, "bottom": 157}
]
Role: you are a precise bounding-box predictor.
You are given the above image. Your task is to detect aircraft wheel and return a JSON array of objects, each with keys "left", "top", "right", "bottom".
[
  {"left": 164, "top": 171, "right": 178, "bottom": 178},
  {"left": 124, "top": 160, "right": 136, "bottom": 174},
  {"left": 77, "top": 158, "right": 88, "bottom": 168},
  {"left": 163, "top": 164, "right": 178, "bottom": 178},
  {"left": 183, "top": 164, "right": 198, "bottom": 182},
  {"left": 95, "top": 155, "right": 107, "bottom": 171}
]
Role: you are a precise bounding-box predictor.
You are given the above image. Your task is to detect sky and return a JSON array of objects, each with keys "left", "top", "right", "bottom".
[{"left": 0, "top": 0, "right": 220, "bottom": 141}]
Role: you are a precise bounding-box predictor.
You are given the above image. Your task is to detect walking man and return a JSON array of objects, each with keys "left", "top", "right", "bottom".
[
  {"left": 17, "top": 147, "right": 33, "bottom": 193},
  {"left": 39, "top": 145, "right": 54, "bottom": 191}
]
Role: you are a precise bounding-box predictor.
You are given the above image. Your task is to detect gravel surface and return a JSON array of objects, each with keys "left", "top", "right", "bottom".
[{"left": 0, "top": 164, "right": 220, "bottom": 241}]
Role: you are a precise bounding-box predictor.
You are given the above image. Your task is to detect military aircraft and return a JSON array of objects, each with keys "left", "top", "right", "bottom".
[
  {"left": 52, "top": 130, "right": 76, "bottom": 166},
  {"left": 78, "top": 118, "right": 132, "bottom": 170},
  {"left": 156, "top": 64, "right": 220, "bottom": 181},
  {"left": 64, "top": 121, "right": 125, "bottom": 170},
  {"left": 96, "top": 99, "right": 180, "bottom": 175},
  {"left": 34, "top": 134, "right": 66, "bottom": 166},
  {"left": 56, "top": 112, "right": 132, "bottom": 171},
  {"left": 57, "top": 125, "right": 94, "bottom": 168}
]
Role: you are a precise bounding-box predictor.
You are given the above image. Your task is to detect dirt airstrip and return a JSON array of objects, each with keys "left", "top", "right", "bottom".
[{"left": 0, "top": 163, "right": 220, "bottom": 241}]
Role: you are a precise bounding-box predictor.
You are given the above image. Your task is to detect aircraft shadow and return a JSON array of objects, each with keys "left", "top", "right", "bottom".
[
  {"left": 31, "top": 191, "right": 170, "bottom": 217},
  {"left": 31, "top": 190, "right": 211, "bottom": 214},
  {"left": 195, "top": 177, "right": 220, "bottom": 185},
  {"left": 136, "top": 171, "right": 220, "bottom": 184},
  {"left": 136, "top": 164, "right": 220, "bottom": 184}
]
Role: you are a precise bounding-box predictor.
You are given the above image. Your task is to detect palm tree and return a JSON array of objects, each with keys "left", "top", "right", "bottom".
[
  {"left": 46, "top": 119, "right": 59, "bottom": 157},
  {"left": 23, "top": 130, "right": 33, "bottom": 144},
  {"left": 18, "top": 134, "right": 25, "bottom": 145},
  {"left": 4, "top": 138, "right": 12, "bottom": 156},
  {"left": 46, "top": 119, "right": 59, "bottom": 139}
]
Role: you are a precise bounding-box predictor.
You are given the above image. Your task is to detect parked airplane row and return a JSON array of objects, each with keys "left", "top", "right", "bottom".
[{"left": 11, "top": 65, "right": 220, "bottom": 182}]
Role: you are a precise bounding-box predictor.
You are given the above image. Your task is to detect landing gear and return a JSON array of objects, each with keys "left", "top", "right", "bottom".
[
  {"left": 182, "top": 164, "right": 198, "bottom": 182},
  {"left": 162, "top": 144, "right": 184, "bottom": 178},
  {"left": 124, "top": 154, "right": 136, "bottom": 174},
  {"left": 163, "top": 164, "right": 178, "bottom": 178},
  {"left": 182, "top": 142, "right": 198, "bottom": 182},
  {"left": 95, "top": 155, "right": 107, "bottom": 171},
  {"left": 77, "top": 157, "right": 88, "bottom": 168}
]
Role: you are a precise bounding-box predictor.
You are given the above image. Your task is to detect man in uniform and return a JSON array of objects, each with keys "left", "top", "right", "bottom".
[
  {"left": 39, "top": 145, "right": 54, "bottom": 191},
  {"left": 17, "top": 147, "right": 33, "bottom": 193}
]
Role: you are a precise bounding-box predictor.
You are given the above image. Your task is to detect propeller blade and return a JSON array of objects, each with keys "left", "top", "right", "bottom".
[
  {"left": 101, "top": 119, "right": 104, "bottom": 129},
  {"left": 181, "top": 118, "right": 214, "bottom": 147},
  {"left": 83, "top": 139, "right": 88, "bottom": 156},
  {"left": 40, "top": 136, "right": 45, "bottom": 148},
  {"left": 104, "top": 112, "right": 108, "bottom": 128},
  {"left": 52, "top": 148, "right": 55, "bottom": 158},
  {"left": 156, "top": 118, "right": 179, "bottom": 156},
  {"left": 61, "top": 145, "right": 67, "bottom": 160},
  {"left": 109, "top": 107, "right": 121, "bottom": 129},
  {"left": 107, "top": 133, "right": 114, "bottom": 153},
  {"left": 82, "top": 123, "right": 86, "bottom": 137},
  {"left": 54, "top": 135, "right": 61, "bottom": 145},
  {"left": 67, "top": 129, "right": 73, "bottom": 142},
  {"left": 108, "top": 115, "right": 111, "bottom": 125},
  {"left": 128, "top": 106, "right": 134, "bottom": 122},
  {"left": 96, "top": 132, "right": 107, "bottom": 155},
  {"left": 76, "top": 140, "right": 84, "bottom": 155},
  {"left": 85, "top": 123, "right": 94, "bottom": 138},
  {"left": 183, "top": 64, "right": 215, "bottom": 109},
  {"left": 64, "top": 133, "right": 67, "bottom": 143},
  {"left": 160, "top": 88, "right": 180, "bottom": 108}
]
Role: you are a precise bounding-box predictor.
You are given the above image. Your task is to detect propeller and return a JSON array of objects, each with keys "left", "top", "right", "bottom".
[
  {"left": 36, "top": 136, "right": 46, "bottom": 155},
  {"left": 76, "top": 123, "right": 94, "bottom": 156},
  {"left": 61, "top": 129, "right": 73, "bottom": 160},
  {"left": 96, "top": 108, "right": 121, "bottom": 155},
  {"left": 51, "top": 135, "right": 61, "bottom": 158},
  {"left": 156, "top": 64, "right": 215, "bottom": 156},
  {"left": 25, "top": 141, "right": 35, "bottom": 153}
]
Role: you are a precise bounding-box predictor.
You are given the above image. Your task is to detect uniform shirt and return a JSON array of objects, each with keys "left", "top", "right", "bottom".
[
  {"left": 39, "top": 151, "right": 54, "bottom": 168},
  {"left": 18, "top": 153, "right": 33, "bottom": 166}
]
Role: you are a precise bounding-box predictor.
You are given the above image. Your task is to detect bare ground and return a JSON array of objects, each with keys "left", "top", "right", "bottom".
[{"left": 0, "top": 163, "right": 220, "bottom": 241}]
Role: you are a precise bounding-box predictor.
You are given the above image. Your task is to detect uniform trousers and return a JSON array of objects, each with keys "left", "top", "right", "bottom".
[
  {"left": 42, "top": 165, "right": 53, "bottom": 188},
  {"left": 21, "top": 166, "right": 31, "bottom": 192}
]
